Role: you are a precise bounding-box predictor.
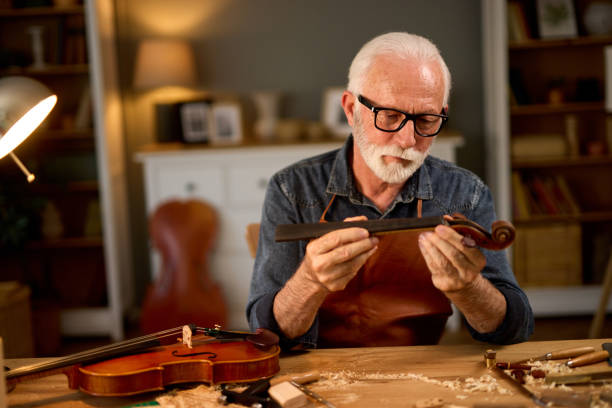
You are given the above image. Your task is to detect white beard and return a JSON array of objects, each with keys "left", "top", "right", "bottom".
[{"left": 353, "top": 113, "right": 429, "bottom": 184}]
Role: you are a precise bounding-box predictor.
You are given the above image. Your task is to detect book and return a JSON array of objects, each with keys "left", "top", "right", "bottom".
[
  {"left": 523, "top": 177, "right": 544, "bottom": 215},
  {"left": 530, "top": 176, "right": 559, "bottom": 214},
  {"left": 509, "top": 68, "right": 530, "bottom": 105},
  {"left": 507, "top": 1, "right": 531, "bottom": 43},
  {"left": 511, "top": 133, "right": 567, "bottom": 159},
  {"left": 511, "top": 171, "right": 531, "bottom": 219},
  {"left": 564, "top": 114, "right": 580, "bottom": 156},
  {"left": 554, "top": 175, "right": 580, "bottom": 214}
]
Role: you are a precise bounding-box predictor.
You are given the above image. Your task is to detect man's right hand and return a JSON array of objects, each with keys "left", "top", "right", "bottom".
[
  {"left": 273, "top": 216, "right": 378, "bottom": 339},
  {"left": 300, "top": 220, "right": 379, "bottom": 292}
]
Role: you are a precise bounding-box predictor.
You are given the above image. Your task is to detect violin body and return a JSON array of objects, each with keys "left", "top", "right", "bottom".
[
  {"left": 6, "top": 327, "right": 281, "bottom": 397},
  {"left": 71, "top": 335, "right": 280, "bottom": 396}
]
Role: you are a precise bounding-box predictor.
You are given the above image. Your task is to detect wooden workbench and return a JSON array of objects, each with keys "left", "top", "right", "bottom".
[{"left": 5, "top": 338, "right": 612, "bottom": 407}]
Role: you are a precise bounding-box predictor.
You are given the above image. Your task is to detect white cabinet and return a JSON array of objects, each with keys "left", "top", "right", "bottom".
[{"left": 136, "top": 137, "right": 464, "bottom": 329}]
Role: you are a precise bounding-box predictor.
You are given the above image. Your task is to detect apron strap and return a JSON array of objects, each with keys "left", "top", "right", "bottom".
[{"left": 319, "top": 193, "right": 336, "bottom": 222}]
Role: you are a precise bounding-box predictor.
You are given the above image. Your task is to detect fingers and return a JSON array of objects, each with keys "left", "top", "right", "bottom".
[
  {"left": 309, "top": 226, "right": 370, "bottom": 255},
  {"left": 344, "top": 215, "right": 368, "bottom": 222},
  {"left": 418, "top": 225, "right": 486, "bottom": 292},
  {"left": 429, "top": 225, "right": 485, "bottom": 270},
  {"left": 303, "top": 227, "right": 378, "bottom": 292}
]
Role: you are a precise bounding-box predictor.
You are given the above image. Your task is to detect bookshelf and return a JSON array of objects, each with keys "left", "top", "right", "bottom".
[
  {"left": 483, "top": 0, "right": 612, "bottom": 316},
  {"left": 0, "top": 0, "right": 130, "bottom": 353}
]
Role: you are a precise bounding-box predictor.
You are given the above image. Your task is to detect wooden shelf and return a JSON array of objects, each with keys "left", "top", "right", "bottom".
[
  {"left": 33, "top": 129, "right": 94, "bottom": 140},
  {"left": 510, "top": 101, "right": 606, "bottom": 116},
  {"left": 27, "top": 180, "right": 99, "bottom": 194},
  {"left": 512, "top": 154, "right": 612, "bottom": 169},
  {"left": 514, "top": 210, "right": 612, "bottom": 225},
  {"left": 0, "top": 5, "right": 84, "bottom": 17},
  {"left": 0, "top": 64, "right": 89, "bottom": 76},
  {"left": 509, "top": 35, "right": 612, "bottom": 50},
  {"left": 26, "top": 236, "right": 103, "bottom": 250}
]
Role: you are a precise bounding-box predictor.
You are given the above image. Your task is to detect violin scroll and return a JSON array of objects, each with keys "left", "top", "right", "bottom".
[{"left": 490, "top": 220, "right": 516, "bottom": 249}]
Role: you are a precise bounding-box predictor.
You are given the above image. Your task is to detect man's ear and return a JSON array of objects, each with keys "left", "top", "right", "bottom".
[{"left": 341, "top": 91, "right": 356, "bottom": 127}]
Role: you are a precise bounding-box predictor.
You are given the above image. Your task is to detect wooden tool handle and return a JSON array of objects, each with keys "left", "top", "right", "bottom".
[
  {"left": 567, "top": 350, "right": 610, "bottom": 367},
  {"left": 270, "top": 370, "right": 320, "bottom": 386},
  {"left": 549, "top": 346, "right": 595, "bottom": 360}
]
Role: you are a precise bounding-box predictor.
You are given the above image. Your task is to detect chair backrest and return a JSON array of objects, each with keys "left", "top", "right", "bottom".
[{"left": 245, "top": 223, "right": 260, "bottom": 258}]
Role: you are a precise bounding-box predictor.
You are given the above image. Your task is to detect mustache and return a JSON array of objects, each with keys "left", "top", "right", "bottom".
[{"left": 374, "top": 145, "right": 424, "bottom": 161}]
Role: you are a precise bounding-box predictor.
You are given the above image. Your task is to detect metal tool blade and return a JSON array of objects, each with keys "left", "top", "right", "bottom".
[
  {"left": 493, "top": 367, "right": 548, "bottom": 407},
  {"left": 290, "top": 380, "right": 336, "bottom": 408}
]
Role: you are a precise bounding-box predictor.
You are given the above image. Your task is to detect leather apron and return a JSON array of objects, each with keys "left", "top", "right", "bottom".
[{"left": 317, "top": 195, "right": 452, "bottom": 347}]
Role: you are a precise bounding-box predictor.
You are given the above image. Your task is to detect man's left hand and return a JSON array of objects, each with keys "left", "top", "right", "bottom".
[{"left": 418, "top": 224, "right": 486, "bottom": 293}]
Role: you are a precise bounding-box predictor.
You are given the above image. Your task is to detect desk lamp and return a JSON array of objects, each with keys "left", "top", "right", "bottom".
[{"left": 0, "top": 76, "right": 57, "bottom": 183}]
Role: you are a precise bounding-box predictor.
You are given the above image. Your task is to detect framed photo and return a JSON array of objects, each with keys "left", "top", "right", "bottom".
[
  {"left": 322, "top": 87, "right": 351, "bottom": 139},
  {"left": 536, "top": 0, "right": 578, "bottom": 39},
  {"left": 179, "top": 101, "right": 213, "bottom": 143},
  {"left": 210, "top": 102, "right": 243, "bottom": 145}
]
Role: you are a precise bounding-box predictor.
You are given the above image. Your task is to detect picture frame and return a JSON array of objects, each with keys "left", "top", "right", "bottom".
[
  {"left": 210, "top": 102, "right": 243, "bottom": 145},
  {"left": 179, "top": 101, "right": 213, "bottom": 143},
  {"left": 321, "top": 87, "right": 351, "bottom": 139},
  {"left": 536, "top": 0, "right": 578, "bottom": 39}
]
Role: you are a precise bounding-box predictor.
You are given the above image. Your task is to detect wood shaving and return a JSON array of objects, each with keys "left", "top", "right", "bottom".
[
  {"left": 316, "top": 370, "right": 512, "bottom": 395},
  {"left": 156, "top": 384, "right": 241, "bottom": 408}
]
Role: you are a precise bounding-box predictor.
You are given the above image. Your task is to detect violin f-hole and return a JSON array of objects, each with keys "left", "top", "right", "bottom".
[{"left": 171, "top": 350, "right": 218, "bottom": 359}]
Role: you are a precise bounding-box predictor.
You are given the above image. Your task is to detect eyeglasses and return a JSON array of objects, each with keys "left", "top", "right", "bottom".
[{"left": 357, "top": 95, "right": 448, "bottom": 137}]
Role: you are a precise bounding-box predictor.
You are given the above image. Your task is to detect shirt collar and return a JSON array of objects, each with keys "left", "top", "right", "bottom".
[{"left": 326, "top": 135, "right": 433, "bottom": 206}]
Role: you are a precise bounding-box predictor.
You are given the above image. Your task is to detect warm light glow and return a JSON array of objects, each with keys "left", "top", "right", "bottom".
[
  {"left": 0, "top": 94, "right": 57, "bottom": 159},
  {"left": 128, "top": 0, "right": 225, "bottom": 36},
  {"left": 133, "top": 39, "right": 197, "bottom": 89}
]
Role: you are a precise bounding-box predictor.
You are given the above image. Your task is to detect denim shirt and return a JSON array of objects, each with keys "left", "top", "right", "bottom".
[{"left": 247, "top": 136, "right": 534, "bottom": 349}]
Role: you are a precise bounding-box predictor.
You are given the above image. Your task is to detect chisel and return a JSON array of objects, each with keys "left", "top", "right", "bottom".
[{"left": 513, "top": 346, "right": 595, "bottom": 364}]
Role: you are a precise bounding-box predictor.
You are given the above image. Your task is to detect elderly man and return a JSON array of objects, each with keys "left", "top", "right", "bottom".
[{"left": 247, "top": 32, "right": 533, "bottom": 349}]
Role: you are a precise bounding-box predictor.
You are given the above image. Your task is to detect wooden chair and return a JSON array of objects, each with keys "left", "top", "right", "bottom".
[
  {"left": 589, "top": 249, "right": 612, "bottom": 338},
  {"left": 246, "top": 223, "right": 260, "bottom": 258}
]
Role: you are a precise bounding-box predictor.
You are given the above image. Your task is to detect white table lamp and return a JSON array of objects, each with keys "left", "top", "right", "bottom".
[{"left": 0, "top": 76, "right": 57, "bottom": 182}]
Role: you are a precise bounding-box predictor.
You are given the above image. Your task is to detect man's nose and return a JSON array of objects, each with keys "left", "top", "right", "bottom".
[{"left": 394, "top": 119, "right": 417, "bottom": 149}]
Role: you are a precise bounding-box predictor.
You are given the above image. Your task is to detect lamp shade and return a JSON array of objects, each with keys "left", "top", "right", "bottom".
[
  {"left": 133, "top": 39, "right": 197, "bottom": 89},
  {"left": 0, "top": 76, "right": 57, "bottom": 160}
]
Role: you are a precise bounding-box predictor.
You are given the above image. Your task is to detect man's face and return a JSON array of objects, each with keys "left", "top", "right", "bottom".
[{"left": 347, "top": 55, "right": 446, "bottom": 184}]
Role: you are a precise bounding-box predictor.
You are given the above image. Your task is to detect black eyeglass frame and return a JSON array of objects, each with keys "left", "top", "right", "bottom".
[{"left": 357, "top": 94, "right": 448, "bottom": 137}]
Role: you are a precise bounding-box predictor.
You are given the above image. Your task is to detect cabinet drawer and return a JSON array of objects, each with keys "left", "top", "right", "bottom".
[
  {"left": 154, "top": 166, "right": 225, "bottom": 209},
  {"left": 227, "top": 166, "right": 278, "bottom": 208}
]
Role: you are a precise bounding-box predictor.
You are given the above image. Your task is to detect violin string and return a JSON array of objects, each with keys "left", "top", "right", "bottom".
[{"left": 8, "top": 326, "right": 188, "bottom": 377}]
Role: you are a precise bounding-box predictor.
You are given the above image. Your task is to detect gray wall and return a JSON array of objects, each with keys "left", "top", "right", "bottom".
[{"left": 115, "top": 0, "right": 484, "bottom": 305}]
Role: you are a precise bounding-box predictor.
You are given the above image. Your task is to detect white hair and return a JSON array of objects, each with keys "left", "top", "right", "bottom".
[{"left": 347, "top": 32, "right": 452, "bottom": 105}]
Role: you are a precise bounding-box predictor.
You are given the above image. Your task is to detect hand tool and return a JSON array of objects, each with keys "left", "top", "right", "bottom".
[
  {"left": 492, "top": 367, "right": 548, "bottom": 407},
  {"left": 566, "top": 343, "right": 612, "bottom": 368},
  {"left": 545, "top": 368, "right": 612, "bottom": 385},
  {"left": 290, "top": 380, "right": 336, "bottom": 408},
  {"left": 513, "top": 346, "right": 595, "bottom": 364},
  {"left": 269, "top": 370, "right": 320, "bottom": 386},
  {"left": 218, "top": 371, "right": 322, "bottom": 408}
]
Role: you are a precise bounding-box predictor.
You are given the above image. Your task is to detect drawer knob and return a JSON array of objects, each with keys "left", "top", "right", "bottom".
[{"left": 185, "top": 182, "right": 196, "bottom": 193}]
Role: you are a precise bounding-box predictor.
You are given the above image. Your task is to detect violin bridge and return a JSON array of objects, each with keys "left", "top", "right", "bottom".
[{"left": 180, "top": 325, "right": 193, "bottom": 348}]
